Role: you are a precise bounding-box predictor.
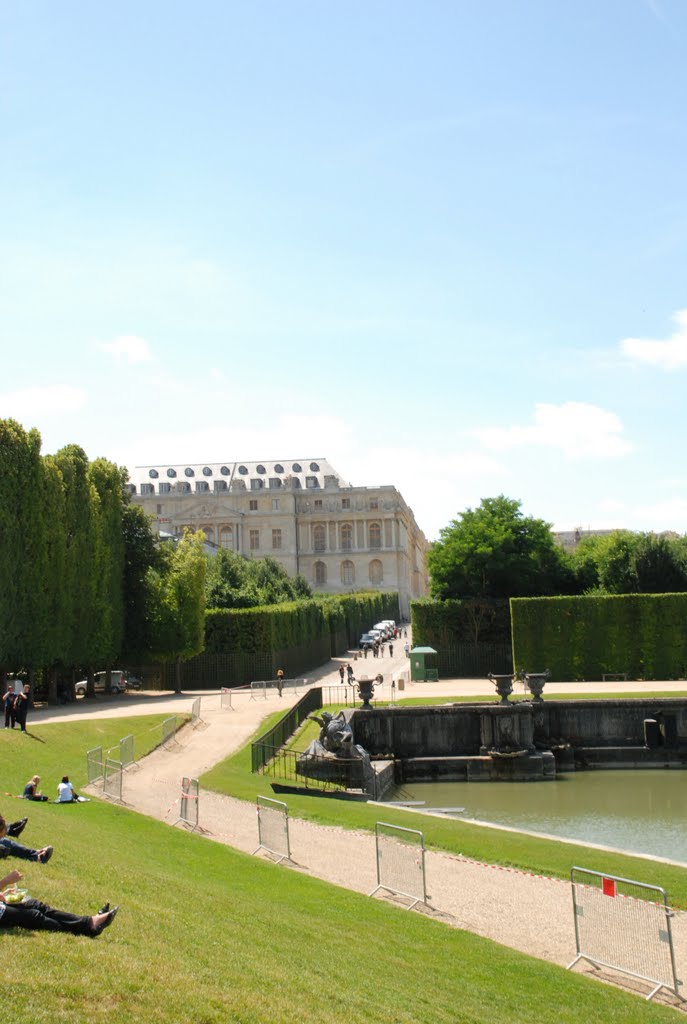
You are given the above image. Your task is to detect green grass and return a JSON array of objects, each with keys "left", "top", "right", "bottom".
[
  {"left": 202, "top": 708, "right": 687, "bottom": 910},
  {"left": 0, "top": 720, "right": 682, "bottom": 1023}
]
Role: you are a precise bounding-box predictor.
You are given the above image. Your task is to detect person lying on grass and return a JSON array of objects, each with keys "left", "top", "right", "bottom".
[
  {"left": 0, "top": 868, "right": 118, "bottom": 937},
  {"left": 0, "top": 815, "right": 54, "bottom": 864}
]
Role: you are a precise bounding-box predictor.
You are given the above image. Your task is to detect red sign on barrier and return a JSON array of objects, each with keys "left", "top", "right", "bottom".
[{"left": 602, "top": 876, "right": 616, "bottom": 897}]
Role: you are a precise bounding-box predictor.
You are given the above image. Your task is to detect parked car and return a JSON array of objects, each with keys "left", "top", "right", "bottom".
[
  {"left": 126, "top": 675, "right": 142, "bottom": 690},
  {"left": 359, "top": 633, "right": 377, "bottom": 650},
  {"left": 75, "top": 671, "right": 127, "bottom": 697}
]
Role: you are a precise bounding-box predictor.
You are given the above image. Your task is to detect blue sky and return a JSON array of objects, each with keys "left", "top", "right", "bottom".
[{"left": 2, "top": 1, "right": 687, "bottom": 540}]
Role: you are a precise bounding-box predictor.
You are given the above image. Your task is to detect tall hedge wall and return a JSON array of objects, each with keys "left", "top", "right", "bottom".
[
  {"left": 411, "top": 598, "right": 511, "bottom": 647},
  {"left": 511, "top": 593, "right": 687, "bottom": 681}
]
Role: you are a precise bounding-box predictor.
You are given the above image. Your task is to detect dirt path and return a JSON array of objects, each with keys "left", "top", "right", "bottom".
[{"left": 63, "top": 652, "right": 687, "bottom": 1009}]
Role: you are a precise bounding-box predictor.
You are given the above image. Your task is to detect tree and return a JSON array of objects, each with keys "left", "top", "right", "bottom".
[
  {"left": 120, "top": 503, "right": 160, "bottom": 662},
  {"left": 428, "top": 495, "right": 573, "bottom": 600},
  {"left": 147, "top": 532, "right": 207, "bottom": 692},
  {"left": 572, "top": 530, "right": 687, "bottom": 594},
  {"left": 205, "top": 550, "right": 313, "bottom": 609}
]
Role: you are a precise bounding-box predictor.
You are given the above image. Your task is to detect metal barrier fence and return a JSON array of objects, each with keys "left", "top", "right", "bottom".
[
  {"left": 103, "top": 759, "right": 123, "bottom": 802},
  {"left": 86, "top": 745, "right": 104, "bottom": 783},
  {"left": 220, "top": 687, "right": 236, "bottom": 711},
  {"left": 254, "top": 796, "right": 291, "bottom": 863},
  {"left": 119, "top": 734, "right": 136, "bottom": 769},
  {"left": 250, "top": 677, "right": 308, "bottom": 700},
  {"left": 568, "top": 866, "right": 682, "bottom": 1001},
  {"left": 370, "top": 822, "right": 428, "bottom": 911},
  {"left": 251, "top": 688, "right": 323, "bottom": 773},
  {"left": 175, "top": 776, "right": 199, "bottom": 831},
  {"left": 191, "top": 697, "right": 202, "bottom": 726},
  {"left": 255, "top": 743, "right": 366, "bottom": 792},
  {"left": 319, "top": 684, "right": 382, "bottom": 708},
  {"left": 162, "top": 716, "right": 179, "bottom": 748}
]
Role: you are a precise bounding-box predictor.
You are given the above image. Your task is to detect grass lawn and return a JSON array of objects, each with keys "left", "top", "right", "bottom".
[
  {"left": 0, "top": 720, "right": 683, "bottom": 1023},
  {"left": 202, "top": 706, "right": 687, "bottom": 910}
]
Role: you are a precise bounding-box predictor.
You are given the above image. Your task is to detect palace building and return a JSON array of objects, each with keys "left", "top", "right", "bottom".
[{"left": 127, "top": 457, "right": 429, "bottom": 618}]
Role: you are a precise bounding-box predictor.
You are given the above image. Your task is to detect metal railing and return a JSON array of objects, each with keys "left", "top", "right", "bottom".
[
  {"left": 161, "top": 716, "right": 179, "bottom": 748},
  {"left": 568, "top": 866, "right": 682, "bottom": 1001},
  {"left": 119, "top": 734, "right": 136, "bottom": 769},
  {"left": 103, "top": 759, "right": 123, "bottom": 802},
  {"left": 250, "top": 677, "right": 308, "bottom": 700},
  {"left": 191, "top": 696, "right": 202, "bottom": 726},
  {"left": 254, "top": 796, "right": 291, "bottom": 863},
  {"left": 251, "top": 688, "right": 322, "bottom": 773},
  {"left": 370, "top": 822, "right": 428, "bottom": 911},
  {"left": 175, "top": 776, "right": 199, "bottom": 831},
  {"left": 220, "top": 687, "right": 236, "bottom": 711},
  {"left": 254, "top": 743, "right": 367, "bottom": 792},
  {"left": 86, "top": 746, "right": 104, "bottom": 783}
]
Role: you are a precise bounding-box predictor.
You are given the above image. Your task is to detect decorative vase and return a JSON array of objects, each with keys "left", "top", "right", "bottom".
[
  {"left": 525, "top": 670, "right": 550, "bottom": 703},
  {"left": 487, "top": 672, "right": 514, "bottom": 705}
]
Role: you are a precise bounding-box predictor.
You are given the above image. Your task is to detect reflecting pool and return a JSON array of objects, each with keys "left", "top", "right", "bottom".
[{"left": 387, "top": 769, "right": 687, "bottom": 862}]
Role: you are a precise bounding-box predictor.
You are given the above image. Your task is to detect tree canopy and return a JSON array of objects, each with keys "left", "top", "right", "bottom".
[
  {"left": 571, "top": 530, "right": 687, "bottom": 594},
  {"left": 428, "top": 495, "right": 573, "bottom": 600},
  {"left": 205, "top": 550, "right": 312, "bottom": 609}
]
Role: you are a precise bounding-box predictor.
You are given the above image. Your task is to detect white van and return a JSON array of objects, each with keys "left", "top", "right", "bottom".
[{"left": 75, "top": 671, "right": 127, "bottom": 697}]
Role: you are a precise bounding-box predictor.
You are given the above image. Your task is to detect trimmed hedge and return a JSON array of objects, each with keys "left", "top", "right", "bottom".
[
  {"left": 511, "top": 593, "right": 687, "bottom": 681},
  {"left": 411, "top": 598, "right": 511, "bottom": 647}
]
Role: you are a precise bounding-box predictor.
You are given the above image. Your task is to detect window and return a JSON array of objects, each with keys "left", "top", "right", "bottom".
[
  {"left": 125, "top": 483, "right": 137, "bottom": 496},
  {"left": 369, "top": 559, "right": 383, "bottom": 584},
  {"left": 341, "top": 524, "right": 352, "bottom": 551},
  {"left": 196, "top": 481, "right": 209, "bottom": 492},
  {"left": 309, "top": 462, "right": 320, "bottom": 472},
  {"left": 213, "top": 480, "right": 227, "bottom": 492},
  {"left": 341, "top": 560, "right": 354, "bottom": 585},
  {"left": 251, "top": 478, "right": 263, "bottom": 490},
  {"left": 149, "top": 469, "right": 159, "bottom": 479},
  {"left": 184, "top": 467, "right": 194, "bottom": 477},
  {"left": 202, "top": 526, "right": 213, "bottom": 542},
  {"left": 274, "top": 464, "right": 284, "bottom": 474},
  {"left": 238, "top": 465, "right": 248, "bottom": 475},
  {"left": 256, "top": 464, "right": 266, "bottom": 474},
  {"left": 220, "top": 465, "right": 230, "bottom": 476},
  {"left": 178, "top": 481, "right": 191, "bottom": 493},
  {"left": 313, "top": 524, "right": 326, "bottom": 552},
  {"left": 272, "top": 529, "right": 282, "bottom": 549},
  {"left": 271, "top": 498, "right": 280, "bottom": 511},
  {"left": 314, "top": 561, "right": 326, "bottom": 586},
  {"left": 167, "top": 468, "right": 177, "bottom": 478},
  {"left": 220, "top": 526, "right": 233, "bottom": 549},
  {"left": 159, "top": 482, "right": 171, "bottom": 494},
  {"left": 314, "top": 499, "right": 322, "bottom": 509},
  {"left": 202, "top": 466, "right": 213, "bottom": 476},
  {"left": 249, "top": 529, "right": 260, "bottom": 550},
  {"left": 305, "top": 476, "right": 319, "bottom": 489},
  {"left": 369, "top": 522, "right": 381, "bottom": 549},
  {"left": 370, "top": 498, "right": 378, "bottom": 510},
  {"left": 269, "top": 477, "right": 282, "bottom": 489},
  {"left": 156, "top": 504, "right": 162, "bottom": 514},
  {"left": 141, "top": 483, "right": 154, "bottom": 495},
  {"left": 342, "top": 498, "right": 350, "bottom": 509},
  {"left": 249, "top": 499, "right": 258, "bottom": 511},
  {"left": 292, "top": 462, "right": 302, "bottom": 472}
]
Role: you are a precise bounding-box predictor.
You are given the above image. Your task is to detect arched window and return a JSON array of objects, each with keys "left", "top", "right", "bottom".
[
  {"left": 341, "top": 560, "right": 354, "bottom": 585},
  {"left": 341, "top": 523, "right": 352, "bottom": 551},
  {"left": 201, "top": 526, "right": 214, "bottom": 543},
  {"left": 369, "top": 522, "right": 382, "bottom": 549},
  {"left": 369, "top": 559, "right": 383, "bottom": 584},
  {"left": 219, "top": 526, "right": 233, "bottom": 549},
  {"left": 314, "top": 561, "right": 327, "bottom": 586},
  {"left": 313, "top": 524, "right": 326, "bottom": 552}
]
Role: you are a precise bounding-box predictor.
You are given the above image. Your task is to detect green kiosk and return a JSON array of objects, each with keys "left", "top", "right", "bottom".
[{"left": 409, "top": 646, "right": 439, "bottom": 682}]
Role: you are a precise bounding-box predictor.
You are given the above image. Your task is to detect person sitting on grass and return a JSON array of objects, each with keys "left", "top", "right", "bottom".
[
  {"left": 23, "top": 775, "right": 48, "bottom": 801},
  {"left": 0, "top": 815, "right": 53, "bottom": 864},
  {"left": 0, "top": 867, "right": 118, "bottom": 937},
  {"left": 57, "top": 776, "right": 78, "bottom": 803}
]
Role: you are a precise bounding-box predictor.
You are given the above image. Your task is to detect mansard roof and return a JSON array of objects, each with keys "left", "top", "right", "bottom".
[{"left": 128, "top": 457, "right": 349, "bottom": 490}]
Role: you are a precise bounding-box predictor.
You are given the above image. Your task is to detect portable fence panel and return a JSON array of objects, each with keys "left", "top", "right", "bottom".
[
  {"left": 255, "top": 796, "right": 291, "bottom": 862},
  {"left": 86, "top": 746, "right": 104, "bottom": 783},
  {"left": 191, "top": 697, "right": 201, "bottom": 725},
  {"left": 177, "top": 776, "right": 199, "bottom": 830},
  {"left": 119, "top": 734, "right": 135, "bottom": 768},
  {"left": 103, "top": 759, "right": 123, "bottom": 802},
  {"left": 162, "top": 716, "right": 178, "bottom": 748},
  {"left": 569, "top": 867, "right": 680, "bottom": 1000},
  {"left": 372, "top": 822, "right": 427, "bottom": 909},
  {"left": 220, "top": 688, "right": 234, "bottom": 710}
]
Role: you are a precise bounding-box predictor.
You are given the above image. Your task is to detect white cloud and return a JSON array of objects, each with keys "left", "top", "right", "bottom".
[
  {"left": 0, "top": 386, "right": 87, "bottom": 419},
  {"left": 620, "top": 309, "right": 687, "bottom": 370},
  {"left": 472, "top": 401, "right": 633, "bottom": 459},
  {"left": 98, "top": 335, "right": 153, "bottom": 364}
]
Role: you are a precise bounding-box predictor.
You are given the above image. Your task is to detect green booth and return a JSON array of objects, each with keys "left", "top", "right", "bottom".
[{"left": 409, "top": 646, "right": 439, "bottom": 682}]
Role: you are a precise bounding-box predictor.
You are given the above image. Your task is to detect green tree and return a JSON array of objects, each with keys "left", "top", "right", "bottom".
[
  {"left": 573, "top": 530, "right": 687, "bottom": 594},
  {"left": 428, "top": 495, "right": 573, "bottom": 600},
  {"left": 147, "top": 532, "right": 207, "bottom": 692},
  {"left": 88, "top": 458, "right": 127, "bottom": 675},
  {"left": 205, "top": 550, "right": 312, "bottom": 609},
  {"left": 120, "top": 503, "right": 160, "bottom": 662}
]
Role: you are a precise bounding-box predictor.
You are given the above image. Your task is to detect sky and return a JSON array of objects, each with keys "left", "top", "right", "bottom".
[{"left": 2, "top": 1, "right": 687, "bottom": 542}]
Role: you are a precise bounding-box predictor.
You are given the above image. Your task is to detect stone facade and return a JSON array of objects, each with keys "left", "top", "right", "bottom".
[{"left": 127, "top": 457, "right": 429, "bottom": 618}]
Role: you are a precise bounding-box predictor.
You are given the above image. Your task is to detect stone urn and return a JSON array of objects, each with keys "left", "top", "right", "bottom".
[
  {"left": 357, "top": 677, "right": 375, "bottom": 709},
  {"left": 488, "top": 672, "right": 514, "bottom": 705},
  {"left": 524, "top": 669, "right": 550, "bottom": 703}
]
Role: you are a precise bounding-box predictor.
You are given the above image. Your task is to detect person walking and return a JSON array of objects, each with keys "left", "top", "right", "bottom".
[
  {"left": 389, "top": 642, "right": 394, "bottom": 657},
  {"left": 13, "top": 684, "right": 30, "bottom": 733},
  {"left": 276, "top": 668, "right": 284, "bottom": 697},
  {"left": 404, "top": 642, "right": 410, "bottom": 657},
  {"left": 346, "top": 663, "right": 354, "bottom": 684},
  {"left": 338, "top": 665, "right": 345, "bottom": 684},
  {"left": 3, "top": 686, "right": 16, "bottom": 729}
]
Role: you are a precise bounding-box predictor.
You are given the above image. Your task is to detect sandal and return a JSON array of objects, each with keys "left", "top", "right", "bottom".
[{"left": 37, "top": 846, "right": 54, "bottom": 864}]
